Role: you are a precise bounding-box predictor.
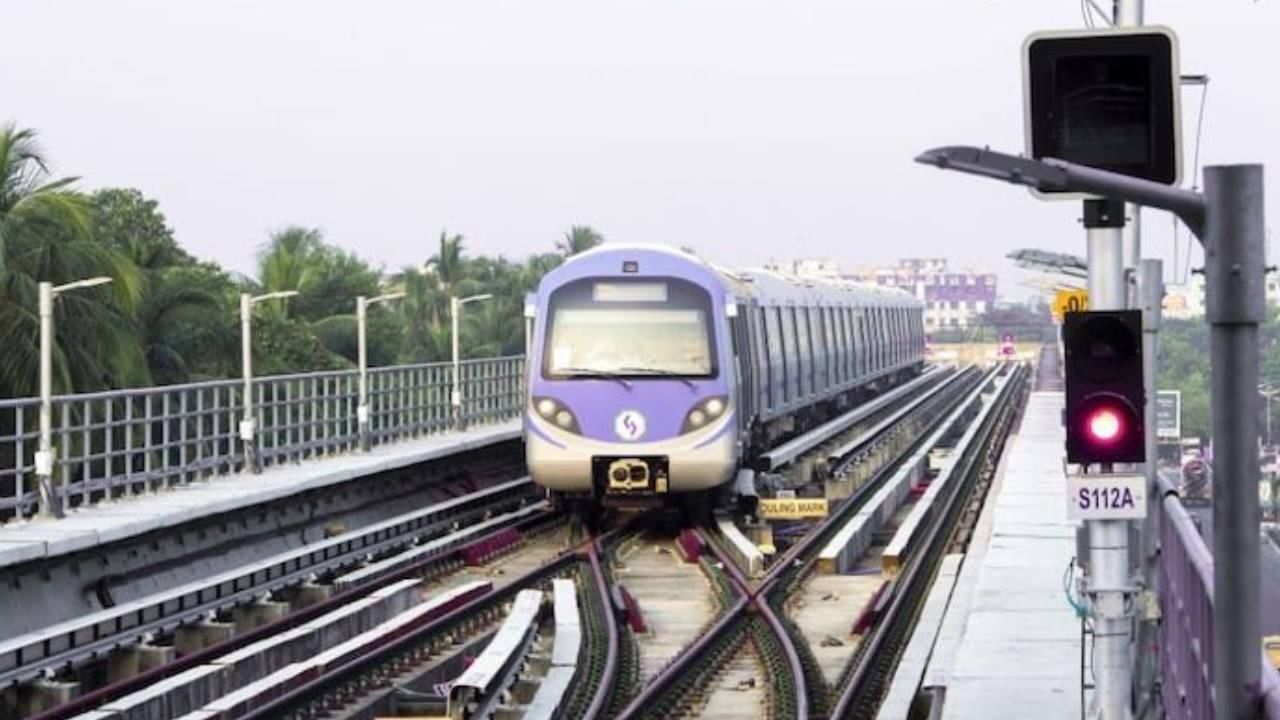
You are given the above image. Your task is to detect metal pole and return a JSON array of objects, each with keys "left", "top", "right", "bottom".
[
  {"left": 1204, "top": 164, "right": 1265, "bottom": 720},
  {"left": 1134, "top": 258, "right": 1162, "bottom": 717},
  {"left": 239, "top": 292, "right": 259, "bottom": 473},
  {"left": 36, "top": 282, "right": 59, "bottom": 519},
  {"left": 451, "top": 295, "right": 462, "bottom": 430},
  {"left": 1083, "top": 197, "right": 1133, "bottom": 720},
  {"left": 357, "top": 296, "right": 370, "bottom": 451}
]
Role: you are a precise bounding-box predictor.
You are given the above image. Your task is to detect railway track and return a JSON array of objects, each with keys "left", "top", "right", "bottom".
[
  {"left": 604, "top": 361, "right": 1026, "bottom": 719},
  {"left": 19, "top": 478, "right": 551, "bottom": 720},
  {"left": 195, "top": 521, "right": 627, "bottom": 720},
  {"left": 41, "top": 362, "right": 1031, "bottom": 720}
]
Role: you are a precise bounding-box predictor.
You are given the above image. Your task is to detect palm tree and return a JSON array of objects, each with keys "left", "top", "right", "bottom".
[
  {"left": 426, "top": 231, "right": 467, "bottom": 293},
  {"left": 557, "top": 225, "right": 603, "bottom": 257},
  {"left": 256, "top": 226, "right": 324, "bottom": 319},
  {"left": 135, "top": 267, "right": 230, "bottom": 384},
  {"left": 395, "top": 266, "right": 449, "bottom": 362},
  {"left": 463, "top": 294, "right": 523, "bottom": 358},
  {"left": 0, "top": 125, "right": 146, "bottom": 397}
]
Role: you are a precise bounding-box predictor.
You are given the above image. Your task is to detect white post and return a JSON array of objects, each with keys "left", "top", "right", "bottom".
[
  {"left": 1084, "top": 197, "right": 1134, "bottom": 720},
  {"left": 36, "top": 282, "right": 58, "bottom": 519},
  {"left": 451, "top": 295, "right": 462, "bottom": 429},
  {"left": 357, "top": 295, "right": 370, "bottom": 450},
  {"left": 33, "top": 277, "right": 113, "bottom": 518},
  {"left": 239, "top": 292, "right": 258, "bottom": 473}
]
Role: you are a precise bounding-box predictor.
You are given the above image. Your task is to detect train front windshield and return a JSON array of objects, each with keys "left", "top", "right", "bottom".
[{"left": 543, "top": 278, "right": 717, "bottom": 378}]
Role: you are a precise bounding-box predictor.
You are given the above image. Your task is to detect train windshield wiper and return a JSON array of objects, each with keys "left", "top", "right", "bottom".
[
  {"left": 556, "top": 367, "right": 633, "bottom": 390},
  {"left": 617, "top": 367, "right": 697, "bottom": 389}
]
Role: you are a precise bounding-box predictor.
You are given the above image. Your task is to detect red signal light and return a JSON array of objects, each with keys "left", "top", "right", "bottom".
[{"left": 1087, "top": 408, "right": 1122, "bottom": 442}]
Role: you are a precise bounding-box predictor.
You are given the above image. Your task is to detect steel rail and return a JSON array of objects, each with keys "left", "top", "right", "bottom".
[
  {"left": 3, "top": 477, "right": 539, "bottom": 689},
  {"left": 235, "top": 526, "right": 624, "bottom": 720},
  {"left": 760, "top": 365, "right": 947, "bottom": 471},
  {"left": 826, "top": 367, "right": 975, "bottom": 475},
  {"left": 761, "top": 366, "right": 986, "bottom": 587},
  {"left": 28, "top": 504, "right": 559, "bottom": 720},
  {"left": 828, "top": 364, "right": 1026, "bottom": 719},
  {"left": 617, "top": 371, "right": 982, "bottom": 720},
  {"left": 700, "top": 527, "right": 810, "bottom": 720},
  {"left": 581, "top": 539, "right": 621, "bottom": 720}
]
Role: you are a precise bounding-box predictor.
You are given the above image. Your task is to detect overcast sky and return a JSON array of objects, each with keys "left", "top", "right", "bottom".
[{"left": 5, "top": 1, "right": 1278, "bottom": 301}]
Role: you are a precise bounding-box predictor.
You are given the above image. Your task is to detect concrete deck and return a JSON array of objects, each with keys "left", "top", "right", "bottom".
[
  {"left": 0, "top": 421, "right": 520, "bottom": 571},
  {"left": 894, "top": 392, "right": 1082, "bottom": 719}
]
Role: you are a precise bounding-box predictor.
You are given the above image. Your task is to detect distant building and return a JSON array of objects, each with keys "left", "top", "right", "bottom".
[
  {"left": 843, "top": 258, "right": 998, "bottom": 332},
  {"left": 763, "top": 258, "right": 843, "bottom": 279},
  {"left": 1164, "top": 272, "right": 1280, "bottom": 320}
]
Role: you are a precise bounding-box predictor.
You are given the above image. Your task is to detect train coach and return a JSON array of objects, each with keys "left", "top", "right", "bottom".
[{"left": 523, "top": 244, "right": 924, "bottom": 516}]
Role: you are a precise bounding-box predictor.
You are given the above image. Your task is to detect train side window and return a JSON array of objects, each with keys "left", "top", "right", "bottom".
[
  {"left": 794, "top": 307, "right": 811, "bottom": 398},
  {"left": 893, "top": 309, "right": 900, "bottom": 365},
  {"left": 837, "top": 306, "right": 850, "bottom": 382},
  {"left": 810, "top": 307, "right": 825, "bottom": 392},
  {"left": 875, "top": 308, "right": 884, "bottom": 371},
  {"left": 829, "top": 304, "right": 839, "bottom": 384},
  {"left": 848, "top": 307, "right": 860, "bottom": 378},
  {"left": 764, "top": 306, "right": 781, "bottom": 409},
  {"left": 780, "top": 306, "right": 797, "bottom": 403},
  {"left": 753, "top": 307, "right": 770, "bottom": 411}
]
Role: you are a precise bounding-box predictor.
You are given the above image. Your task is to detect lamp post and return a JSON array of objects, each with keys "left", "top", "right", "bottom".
[
  {"left": 36, "top": 277, "right": 114, "bottom": 519},
  {"left": 451, "top": 293, "right": 492, "bottom": 430},
  {"left": 240, "top": 290, "right": 299, "bottom": 473},
  {"left": 357, "top": 292, "right": 405, "bottom": 450}
]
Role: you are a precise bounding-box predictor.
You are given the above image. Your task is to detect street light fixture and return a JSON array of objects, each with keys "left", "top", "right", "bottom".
[
  {"left": 451, "top": 293, "right": 492, "bottom": 430},
  {"left": 357, "top": 292, "right": 406, "bottom": 450},
  {"left": 36, "top": 276, "right": 114, "bottom": 519},
  {"left": 240, "top": 290, "right": 299, "bottom": 473}
]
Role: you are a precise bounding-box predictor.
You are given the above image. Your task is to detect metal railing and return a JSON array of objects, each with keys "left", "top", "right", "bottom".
[
  {"left": 0, "top": 356, "right": 525, "bottom": 522},
  {"left": 1157, "top": 474, "right": 1280, "bottom": 719}
]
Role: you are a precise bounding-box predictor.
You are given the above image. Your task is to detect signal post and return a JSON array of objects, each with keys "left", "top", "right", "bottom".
[{"left": 914, "top": 10, "right": 1267, "bottom": 714}]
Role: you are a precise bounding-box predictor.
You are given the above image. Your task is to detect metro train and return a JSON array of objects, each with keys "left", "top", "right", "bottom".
[{"left": 523, "top": 244, "right": 925, "bottom": 515}]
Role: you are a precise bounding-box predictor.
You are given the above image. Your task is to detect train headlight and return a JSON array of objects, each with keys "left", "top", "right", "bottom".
[
  {"left": 681, "top": 395, "right": 729, "bottom": 434},
  {"left": 531, "top": 397, "right": 580, "bottom": 434},
  {"left": 536, "top": 398, "right": 558, "bottom": 418}
]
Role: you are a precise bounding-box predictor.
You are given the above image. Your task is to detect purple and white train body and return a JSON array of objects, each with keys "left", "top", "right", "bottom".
[{"left": 523, "top": 244, "right": 924, "bottom": 507}]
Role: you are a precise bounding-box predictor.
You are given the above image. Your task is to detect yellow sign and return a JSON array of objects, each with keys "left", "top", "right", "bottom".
[
  {"left": 1051, "top": 289, "right": 1089, "bottom": 322},
  {"left": 758, "top": 498, "right": 829, "bottom": 520}
]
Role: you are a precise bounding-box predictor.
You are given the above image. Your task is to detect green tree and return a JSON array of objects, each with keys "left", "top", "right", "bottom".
[
  {"left": 91, "top": 187, "right": 236, "bottom": 383},
  {"left": 136, "top": 264, "right": 236, "bottom": 384},
  {"left": 427, "top": 231, "right": 469, "bottom": 294},
  {"left": 557, "top": 225, "right": 603, "bottom": 257},
  {"left": 0, "top": 126, "right": 146, "bottom": 396},
  {"left": 256, "top": 226, "right": 325, "bottom": 319},
  {"left": 91, "top": 188, "right": 194, "bottom": 270},
  {"left": 395, "top": 266, "right": 449, "bottom": 362}
]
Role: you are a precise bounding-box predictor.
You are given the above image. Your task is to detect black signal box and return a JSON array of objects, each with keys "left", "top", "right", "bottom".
[
  {"left": 1062, "top": 309, "right": 1146, "bottom": 464},
  {"left": 1025, "top": 28, "right": 1181, "bottom": 193}
]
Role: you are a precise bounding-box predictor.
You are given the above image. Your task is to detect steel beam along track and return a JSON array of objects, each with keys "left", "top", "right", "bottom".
[
  {"left": 24, "top": 479, "right": 550, "bottom": 720},
  {"left": 830, "top": 363, "right": 1028, "bottom": 719},
  {"left": 613, "top": 366, "right": 984, "bottom": 720},
  {"left": 224, "top": 525, "right": 625, "bottom": 720},
  {"left": 610, "top": 362, "right": 1029, "bottom": 720}
]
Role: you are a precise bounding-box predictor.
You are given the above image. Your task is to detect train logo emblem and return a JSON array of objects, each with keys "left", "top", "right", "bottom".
[{"left": 615, "top": 410, "right": 646, "bottom": 441}]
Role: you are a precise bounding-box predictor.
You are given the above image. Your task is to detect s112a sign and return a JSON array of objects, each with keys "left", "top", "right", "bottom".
[{"left": 1066, "top": 474, "right": 1147, "bottom": 520}]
